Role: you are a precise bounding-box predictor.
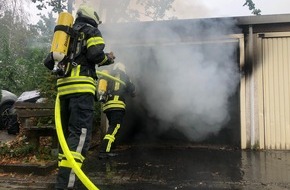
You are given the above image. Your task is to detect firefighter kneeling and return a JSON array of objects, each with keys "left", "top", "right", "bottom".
[{"left": 97, "top": 62, "right": 136, "bottom": 159}]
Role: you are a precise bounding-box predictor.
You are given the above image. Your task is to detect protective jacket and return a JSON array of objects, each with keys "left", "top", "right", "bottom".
[{"left": 102, "top": 69, "right": 135, "bottom": 112}]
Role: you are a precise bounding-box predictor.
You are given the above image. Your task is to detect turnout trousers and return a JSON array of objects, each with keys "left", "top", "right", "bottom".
[
  {"left": 55, "top": 93, "right": 94, "bottom": 189},
  {"left": 99, "top": 110, "right": 125, "bottom": 153}
]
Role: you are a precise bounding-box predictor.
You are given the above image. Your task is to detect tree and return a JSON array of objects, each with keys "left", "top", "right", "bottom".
[
  {"left": 0, "top": 7, "right": 31, "bottom": 93},
  {"left": 31, "top": 0, "right": 68, "bottom": 13},
  {"left": 0, "top": 0, "right": 53, "bottom": 95},
  {"left": 136, "top": 0, "right": 175, "bottom": 20},
  {"left": 243, "top": 0, "right": 261, "bottom": 15},
  {"left": 31, "top": 12, "right": 56, "bottom": 46},
  {"left": 97, "top": 0, "right": 176, "bottom": 22},
  {"left": 30, "top": 0, "right": 176, "bottom": 23}
]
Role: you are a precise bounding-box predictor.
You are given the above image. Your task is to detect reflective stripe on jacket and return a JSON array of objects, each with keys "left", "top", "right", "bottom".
[
  {"left": 101, "top": 69, "right": 135, "bottom": 112},
  {"left": 102, "top": 95, "right": 125, "bottom": 112},
  {"left": 57, "top": 65, "right": 96, "bottom": 96}
]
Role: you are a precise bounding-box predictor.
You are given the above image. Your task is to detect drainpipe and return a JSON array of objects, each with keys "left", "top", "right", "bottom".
[{"left": 249, "top": 25, "right": 255, "bottom": 148}]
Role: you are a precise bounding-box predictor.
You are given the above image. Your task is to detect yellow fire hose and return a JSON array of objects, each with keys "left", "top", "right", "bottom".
[
  {"left": 96, "top": 70, "right": 126, "bottom": 86},
  {"left": 54, "top": 71, "right": 125, "bottom": 190},
  {"left": 55, "top": 94, "right": 99, "bottom": 190}
]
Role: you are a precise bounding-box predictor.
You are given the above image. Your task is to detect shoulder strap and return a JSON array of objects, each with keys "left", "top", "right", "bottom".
[
  {"left": 72, "top": 23, "right": 89, "bottom": 60},
  {"left": 72, "top": 23, "right": 87, "bottom": 38},
  {"left": 54, "top": 25, "right": 74, "bottom": 35}
]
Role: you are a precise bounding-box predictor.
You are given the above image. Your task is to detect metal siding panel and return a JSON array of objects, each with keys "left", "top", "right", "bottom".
[
  {"left": 240, "top": 37, "right": 247, "bottom": 149},
  {"left": 262, "top": 36, "right": 290, "bottom": 150},
  {"left": 279, "top": 38, "right": 286, "bottom": 149},
  {"left": 257, "top": 37, "right": 265, "bottom": 149},
  {"left": 285, "top": 38, "right": 290, "bottom": 149},
  {"left": 273, "top": 39, "right": 281, "bottom": 149},
  {"left": 263, "top": 39, "right": 273, "bottom": 149}
]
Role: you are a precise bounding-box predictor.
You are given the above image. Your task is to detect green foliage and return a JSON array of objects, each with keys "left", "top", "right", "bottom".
[
  {"left": 31, "top": 0, "right": 67, "bottom": 13},
  {"left": 30, "top": 0, "right": 176, "bottom": 23},
  {"left": 136, "top": 0, "right": 175, "bottom": 20},
  {"left": 243, "top": 0, "right": 261, "bottom": 15},
  {"left": 0, "top": 45, "right": 49, "bottom": 94},
  {"left": 30, "top": 12, "right": 56, "bottom": 47},
  {"left": 0, "top": 136, "right": 56, "bottom": 161},
  {"left": 0, "top": 142, "right": 35, "bottom": 158},
  {"left": 38, "top": 72, "right": 57, "bottom": 103},
  {"left": 101, "top": 0, "right": 176, "bottom": 22},
  {"left": 0, "top": 1, "right": 56, "bottom": 97},
  {"left": 38, "top": 147, "right": 56, "bottom": 160}
]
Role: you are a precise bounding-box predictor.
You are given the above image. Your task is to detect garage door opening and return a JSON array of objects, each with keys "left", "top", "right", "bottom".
[{"left": 110, "top": 41, "right": 241, "bottom": 148}]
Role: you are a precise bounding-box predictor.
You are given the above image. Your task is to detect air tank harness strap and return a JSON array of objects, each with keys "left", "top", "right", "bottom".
[{"left": 54, "top": 25, "right": 78, "bottom": 38}]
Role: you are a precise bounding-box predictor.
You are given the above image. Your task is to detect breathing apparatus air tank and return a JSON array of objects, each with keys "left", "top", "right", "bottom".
[
  {"left": 97, "top": 70, "right": 109, "bottom": 102},
  {"left": 50, "top": 12, "right": 74, "bottom": 75}
]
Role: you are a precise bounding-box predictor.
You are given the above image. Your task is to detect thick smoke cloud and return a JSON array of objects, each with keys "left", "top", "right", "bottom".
[{"left": 101, "top": 18, "right": 240, "bottom": 142}]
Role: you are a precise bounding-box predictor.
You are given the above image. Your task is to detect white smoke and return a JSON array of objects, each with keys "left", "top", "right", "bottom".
[
  {"left": 140, "top": 23, "right": 239, "bottom": 141},
  {"left": 97, "top": 1, "right": 241, "bottom": 141}
]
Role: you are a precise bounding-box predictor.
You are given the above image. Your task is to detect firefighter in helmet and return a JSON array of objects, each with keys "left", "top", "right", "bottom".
[
  {"left": 44, "top": 4, "right": 115, "bottom": 190},
  {"left": 98, "top": 62, "right": 136, "bottom": 159}
]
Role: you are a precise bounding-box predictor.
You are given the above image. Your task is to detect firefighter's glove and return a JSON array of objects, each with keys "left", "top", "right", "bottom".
[
  {"left": 44, "top": 53, "right": 54, "bottom": 70},
  {"left": 99, "top": 52, "right": 115, "bottom": 67},
  {"left": 106, "top": 52, "right": 115, "bottom": 64}
]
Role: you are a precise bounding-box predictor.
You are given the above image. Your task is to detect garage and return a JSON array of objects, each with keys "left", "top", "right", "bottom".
[{"left": 101, "top": 14, "right": 290, "bottom": 150}]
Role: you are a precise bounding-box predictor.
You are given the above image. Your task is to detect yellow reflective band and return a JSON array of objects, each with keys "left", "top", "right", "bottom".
[
  {"left": 106, "top": 144, "right": 112, "bottom": 152},
  {"left": 58, "top": 84, "right": 96, "bottom": 96},
  {"left": 59, "top": 159, "right": 83, "bottom": 168},
  {"left": 57, "top": 76, "right": 96, "bottom": 96},
  {"left": 104, "top": 134, "right": 115, "bottom": 142},
  {"left": 87, "top": 36, "right": 104, "bottom": 48},
  {"left": 104, "top": 134, "right": 115, "bottom": 152},
  {"left": 58, "top": 152, "right": 84, "bottom": 162},
  {"left": 71, "top": 151, "right": 85, "bottom": 162},
  {"left": 70, "top": 65, "right": 81, "bottom": 77},
  {"left": 104, "top": 124, "right": 120, "bottom": 152},
  {"left": 58, "top": 151, "right": 85, "bottom": 168},
  {"left": 99, "top": 55, "right": 108, "bottom": 66},
  {"left": 112, "top": 124, "right": 120, "bottom": 136},
  {"left": 102, "top": 100, "right": 125, "bottom": 111},
  {"left": 57, "top": 76, "right": 96, "bottom": 86},
  {"left": 58, "top": 153, "right": 65, "bottom": 158},
  {"left": 58, "top": 153, "right": 65, "bottom": 161},
  {"left": 114, "top": 96, "right": 119, "bottom": 101}
]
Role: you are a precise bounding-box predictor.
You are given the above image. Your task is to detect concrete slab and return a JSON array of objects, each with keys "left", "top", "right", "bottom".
[
  {"left": 1, "top": 143, "right": 290, "bottom": 189},
  {"left": 84, "top": 143, "right": 290, "bottom": 190}
]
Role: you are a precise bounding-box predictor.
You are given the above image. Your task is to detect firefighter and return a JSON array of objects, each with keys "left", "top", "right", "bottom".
[
  {"left": 98, "top": 62, "right": 136, "bottom": 159},
  {"left": 44, "top": 4, "right": 115, "bottom": 190}
]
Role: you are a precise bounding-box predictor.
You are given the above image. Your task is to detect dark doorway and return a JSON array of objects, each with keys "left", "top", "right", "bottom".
[{"left": 111, "top": 41, "right": 241, "bottom": 148}]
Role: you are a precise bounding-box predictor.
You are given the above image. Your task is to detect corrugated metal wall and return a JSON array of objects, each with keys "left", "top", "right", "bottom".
[{"left": 261, "top": 33, "right": 290, "bottom": 149}]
